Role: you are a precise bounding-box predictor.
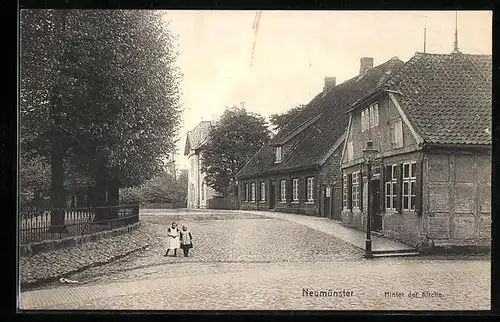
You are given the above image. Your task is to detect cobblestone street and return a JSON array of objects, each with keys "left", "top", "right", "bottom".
[{"left": 19, "top": 210, "right": 491, "bottom": 310}]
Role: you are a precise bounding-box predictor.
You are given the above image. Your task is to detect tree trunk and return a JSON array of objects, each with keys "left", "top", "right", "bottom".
[
  {"left": 93, "top": 156, "right": 108, "bottom": 222},
  {"left": 49, "top": 107, "right": 67, "bottom": 234}
]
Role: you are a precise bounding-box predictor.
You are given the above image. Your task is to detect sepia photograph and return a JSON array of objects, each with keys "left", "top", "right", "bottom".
[{"left": 18, "top": 10, "right": 491, "bottom": 311}]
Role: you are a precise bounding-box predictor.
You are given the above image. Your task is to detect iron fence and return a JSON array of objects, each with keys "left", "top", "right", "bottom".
[{"left": 19, "top": 204, "right": 140, "bottom": 245}]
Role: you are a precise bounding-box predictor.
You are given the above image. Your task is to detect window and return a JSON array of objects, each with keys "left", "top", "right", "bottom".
[
  {"left": 275, "top": 146, "right": 283, "bottom": 163},
  {"left": 292, "top": 179, "right": 299, "bottom": 201},
  {"left": 201, "top": 182, "right": 205, "bottom": 200},
  {"left": 361, "top": 110, "right": 366, "bottom": 132},
  {"left": 361, "top": 102, "right": 379, "bottom": 131},
  {"left": 402, "top": 161, "right": 416, "bottom": 210},
  {"left": 250, "top": 182, "right": 256, "bottom": 201},
  {"left": 280, "top": 180, "right": 286, "bottom": 202},
  {"left": 343, "top": 175, "right": 348, "bottom": 209},
  {"left": 307, "top": 177, "right": 315, "bottom": 202},
  {"left": 260, "top": 182, "right": 266, "bottom": 201},
  {"left": 391, "top": 120, "right": 403, "bottom": 148},
  {"left": 346, "top": 141, "right": 354, "bottom": 161},
  {"left": 243, "top": 183, "right": 248, "bottom": 201},
  {"left": 385, "top": 165, "right": 397, "bottom": 210},
  {"left": 352, "top": 172, "right": 360, "bottom": 208},
  {"left": 369, "top": 104, "right": 375, "bottom": 128}
]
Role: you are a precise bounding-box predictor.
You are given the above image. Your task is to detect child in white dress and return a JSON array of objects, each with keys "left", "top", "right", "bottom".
[{"left": 164, "top": 222, "right": 180, "bottom": 257}]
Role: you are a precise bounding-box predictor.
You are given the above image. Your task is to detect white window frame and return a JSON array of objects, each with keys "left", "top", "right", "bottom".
[
  {"left": 361, "top": 110, "right": 366, "bottom": 132},
  {"left": 307, "top": 177, "right": 315, "bottom": 202},
  {"left": 292, "top": 179, "right": 299, "bottom": 201},
  {"left": 250, "top": 182, "right": 256, "bottom": 201},
  {"left": 385, "top": 165, "right": 397, "bottom": 210},
  {"left": 342, "top": 175, "right": 348, "bottom": 209},
  {"left": 392, "top": 120, "right": 403, "bottom": 148},
  {"left": 352, "top": 171, "right": 360, "bottom": 209},
  {"left": 369, "top": 104, "right": 375, "bottom": 128},
  {"left": 361, "top": 102, "right": 379, "bottom": 132},
  {"left": 280, "top": 180, "right": 286, "bottom": 202},
  {"left": 402, "top": 161, "right": 416, "bottom": 211},
  {"left": 373, "top": 102, "right": 379, "bottom": 127},
  {"left": 260, "top": 181, "right": 266, "bottom": 201},
  {"left": 275, "top": 146, "right": 282, "bottom": 163}
]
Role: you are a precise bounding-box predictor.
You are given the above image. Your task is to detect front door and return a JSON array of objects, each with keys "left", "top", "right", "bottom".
[
  {"left": 323, "top": 186, "right": 331, "bottom": 218},
  {"left": 371, "top": 179, "right": 382, "bottom": 232},
  {"left": 269, "top": 182, "right": 276, "bottom": 209}
]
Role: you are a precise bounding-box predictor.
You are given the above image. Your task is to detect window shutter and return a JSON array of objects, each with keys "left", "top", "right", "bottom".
[
  {"left": 347, "top": 173, "right": 353, "bottom": 210},
  {"left": 415, "top": 160, "right": 423, "bottom": 216},
  {"left": 395, "top": 163, "right": 403, "bottom": 213},
  {"left": 380, "top": 165, "right": 385, "bottom": 212}
]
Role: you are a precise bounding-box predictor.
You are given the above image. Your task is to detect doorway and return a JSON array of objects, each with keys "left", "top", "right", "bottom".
[
  {"left": 370, "top": 178, "right": 382, "bottom": 232},
  {"left": 269, "top": 181, "right": 276, "bottom": 209},
  {"left": 323, "top": 186, "right": 331, "bottom": 218}
]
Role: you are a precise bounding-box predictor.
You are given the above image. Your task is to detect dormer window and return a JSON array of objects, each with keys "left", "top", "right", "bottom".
[
  {"left": 275, "top": 146, "right": 283, "bottom": 163},
  {"left": 361, "top": 102, "right": 379, "bottom": 132}
]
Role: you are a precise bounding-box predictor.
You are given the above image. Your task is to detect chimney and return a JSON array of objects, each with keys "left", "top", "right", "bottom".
[
  {"left": 359, "top": 57, "right": 374, "bottom": 75},
  {"left": 323, "top": 77, "right": 336, "bottom": 92},
  {"left": 240, "top": 101, "right": 246, "bottom": 109}
]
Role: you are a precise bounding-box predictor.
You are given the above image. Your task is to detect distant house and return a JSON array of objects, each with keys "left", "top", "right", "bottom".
[
  {"left": 341, "top": 51, "right": 491, "bottom": 250},
  {"left": 184, "top": 121, "right": 219, "bottom": 208},
  {"left": 236, "top": 57, "right": 404, "bottom": 218}
]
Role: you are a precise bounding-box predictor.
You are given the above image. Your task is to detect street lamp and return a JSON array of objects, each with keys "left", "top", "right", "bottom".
[{"left": 362, "top": 140, "right": 378, "bottom": 258}]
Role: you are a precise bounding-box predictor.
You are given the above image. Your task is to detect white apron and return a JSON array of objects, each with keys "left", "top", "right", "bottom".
[{"left": 167, "top": 227, "right": 180, "bottom": 250}]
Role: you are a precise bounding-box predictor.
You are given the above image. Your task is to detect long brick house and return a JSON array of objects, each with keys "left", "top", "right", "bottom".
[
  {"left": 236, "top": 57, "right": 404, "bottom": 218},
  {"left": 184, "top": 121, "right": 219, "bottom": 208},
  {"left": 340, "top": 51, "right": 491, "bottom": 251}
]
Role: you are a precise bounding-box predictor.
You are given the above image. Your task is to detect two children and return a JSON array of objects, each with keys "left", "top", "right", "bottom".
[{"left": 164, "top": 221, "right": 193, "bottom": 257}]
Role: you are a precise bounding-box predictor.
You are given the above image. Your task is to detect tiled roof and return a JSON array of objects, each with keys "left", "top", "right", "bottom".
[
  {"left": 387, "top": 52, "right": 492, "bottom": 145},
  {"left": 237, "top": 57, "right": 405, "bottom": 178},
  {"left": 184, "top": 121, "right": 212, "bottom": 156}
]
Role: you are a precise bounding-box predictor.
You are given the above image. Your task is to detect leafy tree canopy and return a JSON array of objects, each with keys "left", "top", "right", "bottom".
[
  {"left": 201, "top": 107, "right": 271, "bottom": 197},
  {"left": 20, "top": 10, "right": 182, "bottom": 193}
]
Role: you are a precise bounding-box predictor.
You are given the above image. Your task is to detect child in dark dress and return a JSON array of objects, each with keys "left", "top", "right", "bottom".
[{"left": 179, "top": 225, "right": 193, "bottom": 257}]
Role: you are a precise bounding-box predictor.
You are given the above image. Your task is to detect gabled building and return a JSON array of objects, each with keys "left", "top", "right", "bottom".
[
  {"left": 340, "top": 51, "right": 491, "bottom": 251},
  {"left": 236, "top": 57, "right": 404, "bottom": 218},
  {"left": 184, "top": 121, "right": 218, "bottom": 208}
]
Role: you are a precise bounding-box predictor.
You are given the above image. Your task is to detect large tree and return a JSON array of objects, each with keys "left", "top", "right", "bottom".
[
  {"left": 201, "top": 107, "right": 271, "bottom": 197},
  {"left": 20, "top": 10, "right": 182, "bottom": 225},
  {"left": 268, "top": 104, "right": 306, "bottom": 133}
]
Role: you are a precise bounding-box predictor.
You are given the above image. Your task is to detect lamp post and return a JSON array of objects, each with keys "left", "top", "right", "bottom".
[{"left": 363, "top": 140, "right": 378, "bottom": 259}]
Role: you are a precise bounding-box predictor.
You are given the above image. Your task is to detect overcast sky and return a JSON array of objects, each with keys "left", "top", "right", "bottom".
[{"left": 163, "top": 10, "right": 492, "bottom": 170}]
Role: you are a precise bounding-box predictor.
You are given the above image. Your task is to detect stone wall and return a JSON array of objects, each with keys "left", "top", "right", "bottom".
[{"left": 20, "top": 222, "right": 142, "bottom": 257}]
